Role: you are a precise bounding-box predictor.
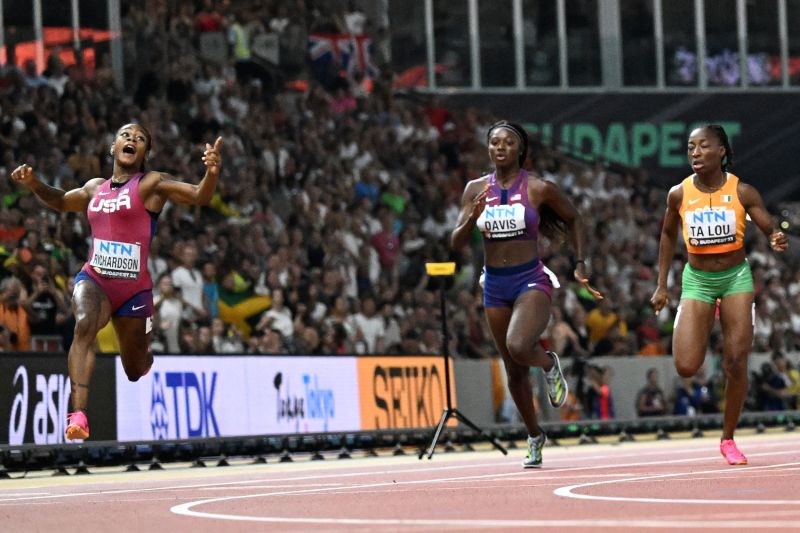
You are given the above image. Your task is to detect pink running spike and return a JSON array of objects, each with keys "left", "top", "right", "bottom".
[
  {"left": 65, "top": 411, "right": 90, "bottom": 441},
  {"left": 720, "top": 439, "right": 747, "bottom": 465}
]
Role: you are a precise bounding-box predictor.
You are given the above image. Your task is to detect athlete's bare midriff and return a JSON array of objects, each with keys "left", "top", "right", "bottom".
[
  {"left": 484, "top": 239, "right": 539, "bottom": 268},
  {"left": 688, "top": 246, "right": 747, "bottom": 272}
]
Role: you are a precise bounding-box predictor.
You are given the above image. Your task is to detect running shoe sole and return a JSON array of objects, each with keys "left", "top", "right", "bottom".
[{"left": 546, "top": 351, "right": 568, "bottom": 408}]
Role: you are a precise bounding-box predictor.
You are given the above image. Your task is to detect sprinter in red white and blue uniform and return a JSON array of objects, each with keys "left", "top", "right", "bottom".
[
  {"left": 451, "top": 121, "right": 602, "bottom": 469},
  {"left": 11, "top": 123, "right": 223, "bottom": 441}
]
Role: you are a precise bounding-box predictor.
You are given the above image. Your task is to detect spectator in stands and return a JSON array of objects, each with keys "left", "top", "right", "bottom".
[
  {"left": 450, "top": 120, "right": 601, "bottom": 468},
  {"left": 370, "top": 206, "right": 400, "bottom": 276},
  {"left": 651, "top": 124, "right": 788, "bottom": 465},
  {"left": 178, "top": 320, "right": 201, "bottom": 354},
  {"left": 43, "top": 55, "right": 68, "bottom": 97},
  {"left": 211, "top": 316, "right": 245, "bottom": 354},
  {"left": 9, "top": 124, "right": 223, "bottom": 441},
  {"left": 587, "top": 364, "right": 615, "bottom": 420},
  {"left": 591, "top": 317, "right": 634, "bottom": 356},
  {"left": 673, "top": 376, "right": 702, "bottom": 416},
  {"left": 547, "top": 304, "right": 589, "bottom": 358},
  {"left": 775, "top": 352, "right": 800, "bottom": 409},
  {"left": 21, "top": 59, "right": 47, "bottom": 89},
  {"left": 154, "top": 274, "right": 185, "bottom": 354},
  {"left": 201, "top": 261, "right": 220, "bottom": 319},
  {"left": 0, "top": 324, "right": 13, "bottom": 351},
  {"left": 0, "top": 277, "right": 30, "bottom": 351},
  {"left": 636, "top": 368, "right": 668, "bottom": 417},
  {"left": 379, "top": 300, "right": 402, "bottom": 353},
  {"left": 255, "top": 287, "right": 294, "bottom": 340},
  {"left": 67, "top": 137, "right": 101, "bottom": 180},
  {"left": 756, "top": 361, "right": 788, "bottom": 411},
  {"left": 171, "top": 241, "right": 207, "bottom": 320},
  {"left": 586, "top": 297, "right": 628, "bottom": 347},
  {"left": 346, "top": 294, "right": 385, "bottom": 353},
  {"left": 752, "top": 297, "right": 772, "bottom": 352},
  {"left": 24, "top": 262, "right": 69, "bottom": 348}
]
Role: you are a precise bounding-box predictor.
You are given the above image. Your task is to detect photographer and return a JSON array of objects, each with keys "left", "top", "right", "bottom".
[{"left": 24, "top": 263, "right": 70, "bottom": 345}]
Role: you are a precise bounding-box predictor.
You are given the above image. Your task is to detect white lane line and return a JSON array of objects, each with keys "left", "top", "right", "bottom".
[
  {"left": 3, "top": 448, "right": 795, "bottom": 504},
  {"left": 169, "top": 450, "right": 800, "bottom": 526},
  {"left": 553, "top": 461, "right": 800, "bottom": 505},
  {"left": 165, "top": 515, "right": 800, "bottom": 529},
  {"left": 0, "top": 461, "right": 509, "bottom": 503}
]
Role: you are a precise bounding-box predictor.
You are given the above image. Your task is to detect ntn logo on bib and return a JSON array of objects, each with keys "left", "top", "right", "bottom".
[
  {"left": 90, "top": 238, "right": 141, "bottom": 279},
  {"left": 685, "top": 208, "right": 736, "bottom": 246},
  {"left": 478, "top": 204, "right": 527, "bottom": 239}
]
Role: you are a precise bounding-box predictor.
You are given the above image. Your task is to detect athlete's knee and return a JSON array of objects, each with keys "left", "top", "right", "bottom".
[
  {"left": 122, "top": 352, "right": 152, "bottom": 382},
  {"left": 722, "top": 353, "right": 748, "bottom": 379},
  {"left": 675, "top": 359, "right": 702, "bottom": 378},
  {"left": 505, "top": 337, "right": 534, "bottom": 366},
  {"left": 124, "top": 363, "right": 147, "bottom": 382},
  {"left": 73, "top": 312, "right": 99, "bottom": 340}
]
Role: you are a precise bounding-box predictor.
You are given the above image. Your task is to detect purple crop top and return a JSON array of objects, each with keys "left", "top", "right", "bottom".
[{"left": 476, "top": 169, "right": 540, "bottom": 241}]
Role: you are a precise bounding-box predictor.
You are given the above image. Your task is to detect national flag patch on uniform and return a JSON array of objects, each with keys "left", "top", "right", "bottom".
[{"left": 721, "top": 194, "right": 732, "bottom": 202}]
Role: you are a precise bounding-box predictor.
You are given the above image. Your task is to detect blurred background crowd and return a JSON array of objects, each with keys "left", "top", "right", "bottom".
[{"left": 0, "top": 0, "right": 798, "bottom": 418}]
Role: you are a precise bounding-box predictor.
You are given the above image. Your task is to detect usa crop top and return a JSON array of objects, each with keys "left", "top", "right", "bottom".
[{"left": 476, "top": 169, "right": 540, "bottom": 241}]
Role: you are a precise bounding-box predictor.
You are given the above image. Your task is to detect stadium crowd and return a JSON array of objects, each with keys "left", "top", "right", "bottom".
[{"left": 0, "top": 0, "right": 798, "bottom": 417}]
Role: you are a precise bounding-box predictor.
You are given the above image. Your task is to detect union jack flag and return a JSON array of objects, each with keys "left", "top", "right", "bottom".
[{"left": 308, "top": 33, "right": 378, "bottom": 81}]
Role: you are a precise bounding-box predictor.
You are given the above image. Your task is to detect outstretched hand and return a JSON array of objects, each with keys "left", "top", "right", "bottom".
[
  {"left": 10, "top": 164, "right": 37, "bottom": 188},
  {"left": 202, "top": 137, "right": 223, "bottom": 175},
  {"left": 574, "top": 262, "right": 604, "bottom": 300}
]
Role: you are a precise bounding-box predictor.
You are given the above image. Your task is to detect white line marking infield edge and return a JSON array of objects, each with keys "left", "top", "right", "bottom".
[{"left": 170, "top": 451, "right": 800, "bottom": 529}]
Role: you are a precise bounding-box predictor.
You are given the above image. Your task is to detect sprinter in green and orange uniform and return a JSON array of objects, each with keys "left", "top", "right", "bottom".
[{"left": 651, "top": 124, "right": 788, "bottom": 465}]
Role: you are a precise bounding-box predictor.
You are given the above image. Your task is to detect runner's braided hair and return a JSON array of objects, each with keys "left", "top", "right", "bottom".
[
  {"left": 703, "top": 124, "right": 734, "bottom": 172},
  {"left": 486, "top": 120, "right": 567, "bottom": 242}
]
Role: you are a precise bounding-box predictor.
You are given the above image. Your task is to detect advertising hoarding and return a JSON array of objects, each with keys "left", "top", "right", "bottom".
[
  {"left": 115, "top": 356, "right": 361, "bottom": 441},
  {"left": 357, "top": 356, "right": 457, "bottom": 430},
  {"left": 1, "top": 354, "right": 116, "bottom": 444}
]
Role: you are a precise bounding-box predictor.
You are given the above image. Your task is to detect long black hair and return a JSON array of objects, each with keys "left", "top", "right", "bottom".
[
  {"left": 486, "top": 120, "right": 567, "bottom": 242},
  {"left": 703, "top": 124, "right": 734, "bottom": 172}
]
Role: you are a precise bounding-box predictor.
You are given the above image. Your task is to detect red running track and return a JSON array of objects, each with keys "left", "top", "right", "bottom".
[{"left": 1, "top": 431, "right": 799, "bottom": 532}]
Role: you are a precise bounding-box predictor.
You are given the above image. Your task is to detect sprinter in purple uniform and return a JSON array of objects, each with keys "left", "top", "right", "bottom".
[
  {"left": 10, "top": 123, "right": 223, "bottom": 440},
  {"left": 452, "top": 121, "right": 601, "bottom": 468}
]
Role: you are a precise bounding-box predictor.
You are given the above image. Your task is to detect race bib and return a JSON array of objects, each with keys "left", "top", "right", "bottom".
[
  {"left": 477, "top": 204, "right": 527, "bottom": 239},
  {"left": 90, "top": 238, "right": 141, "bottom": 279},
  {"left": 685, "top": 208, "right": 737, "bottom": 247}
]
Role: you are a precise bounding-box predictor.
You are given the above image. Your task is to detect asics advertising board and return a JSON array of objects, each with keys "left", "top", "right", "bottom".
[
  {"left": 1, "top": 354, "right": 116, "bottom": 444},
  {"left": 115, "top": 356, "right": 360, "bottom": 441}
]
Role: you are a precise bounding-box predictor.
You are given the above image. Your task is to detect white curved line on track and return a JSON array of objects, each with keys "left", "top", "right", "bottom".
[
  {"left": 553, "top": 460, "right": 800, "bottom": 505},
  {"left": 169, "top": 451, "right": 800, "bottom": 528},
  {"left": 3, "top": 435, "right": 797, "bottom": 504}
]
